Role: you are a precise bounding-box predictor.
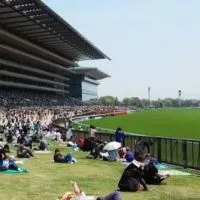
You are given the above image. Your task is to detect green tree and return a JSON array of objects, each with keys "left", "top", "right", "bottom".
[
  {"left": 130, "top": 97, "right": 142, "bottom": 107},
  {"left": 122, "top": 97, "right": 131, "bottom": 106},
  {"left": 141, "top": 99, "right": 149, "bottom": 108},
  {"left": 114, "top": 97, "right": 120, "bottom": 106},
  {"left": 163, "top": 98, "right": 173, "bottom": 107},
  {"left": 99, "top": 96, "right": 116, "bottom": 106}
]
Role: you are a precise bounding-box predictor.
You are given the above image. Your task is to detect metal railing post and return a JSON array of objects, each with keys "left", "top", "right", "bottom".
[
  {"left": 170, "top": 139, "right": 173, "bottom": 164},
  {"left": 182, "top": 140, "right": 187, "bottom": 168},
  {"left": 157, "top": 138, "right": 161, "bottom": 162},
  {"left": 198, "top": 142, "right": 200, "bottom": 169}
]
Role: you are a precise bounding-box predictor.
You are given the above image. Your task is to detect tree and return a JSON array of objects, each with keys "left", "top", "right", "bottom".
[
  {"left": 141, "top": 99, "right": 149, "bottom": 108},
  {"left": 114, "top": 97, "right": 120, "bottom": 106},
  {"left": 99, "top": 96, "right": 116, "bottom": 106},
  {"left": 122, "top": 98, "right": 131, "bottom": 107},
  {"left": 130, "top": 97, "right": 142, "bottom": 107},
  {"left": 151, "top": 100, "right": 160, "bottom": 108},
  {"left": 171, "top": 99, "right": 179, "bottom": 107},
  {"left": 98, "top": 95, "right": 200, "bottom": 108},
  {"left": 163, "top": 98, "right": 173, "bottom": 107}
]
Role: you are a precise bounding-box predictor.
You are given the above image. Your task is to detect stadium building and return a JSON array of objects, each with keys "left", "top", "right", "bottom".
[{"left": 0, "top": 0, "right": 110, "bottom": 105}]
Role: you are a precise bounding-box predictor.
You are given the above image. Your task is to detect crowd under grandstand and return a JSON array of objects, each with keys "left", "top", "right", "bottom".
[{"left": 0, "top": 0, "right": 110, "bottom": 107}]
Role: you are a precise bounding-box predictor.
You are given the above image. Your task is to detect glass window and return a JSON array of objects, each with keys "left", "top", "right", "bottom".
[
  {"left": 82, "top": 81, "right": 98, "bottom": 101},
  {"left": 82, "top": 93, "right": 97, "bottom": 101}
]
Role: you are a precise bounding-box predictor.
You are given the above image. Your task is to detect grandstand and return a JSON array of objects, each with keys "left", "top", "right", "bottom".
[{"left": 0, "top": 0, "right": 110, "bottom": 107}]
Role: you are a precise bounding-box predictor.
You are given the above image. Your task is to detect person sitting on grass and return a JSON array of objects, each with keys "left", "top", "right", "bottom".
[
  {"left": 118, "top": 147, "right": 134, "bottom": 162},
  {"left": 0, "top": 147, "right": 8, "bottom": 170},
  {"left": 143, "top": 161, "right": 170, "bottom": 185},
  {"left": 33, "top": 138, "right": 49, "bottom": 151},
  {"left": 39, "top": 138, "right": 49, "bottom": 151},
  {"left": 16, "top": 144, "right": 34, "bottom": 158},
  {"left": 3, "top": 144, "right": 10, "bottom": 153},
  {"left": 87, "top": 140, "right": 105, "bottom": 159},
  {"left": 0, "top": 147, "right": 18, "bottom": 171},
  {"left": 54, "top": 149, "right": 76, "bottom": 164},
  {"left": 57, "top": 181, "right": 122, "bottom": 200},
  {"left": 118, "top": 155, "right": 148, "bottom": 192}
]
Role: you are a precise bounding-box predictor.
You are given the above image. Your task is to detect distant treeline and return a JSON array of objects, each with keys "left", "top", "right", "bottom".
[{"left": 87, "top": 96, "right": 200, "bottom": 108}]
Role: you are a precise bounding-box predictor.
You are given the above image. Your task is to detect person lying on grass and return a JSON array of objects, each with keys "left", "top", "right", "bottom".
[
  {"left": 57, "top": 181, "right": 121, "bottom": 200},
  {"left": 54, "top": 149, "right": 76, "bottom": 164}
]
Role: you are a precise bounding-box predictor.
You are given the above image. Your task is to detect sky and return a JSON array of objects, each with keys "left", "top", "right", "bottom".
[{"left": 42, "top": 0, "right": 200, "bottom": 100}]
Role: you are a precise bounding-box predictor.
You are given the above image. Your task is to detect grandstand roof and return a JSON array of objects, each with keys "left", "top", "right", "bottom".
[
  {"left": 0, "top": 0, "right": 110, "bottom": 61},
  {"left": 72, "top": 67, "right": 110, "bottom": 80}
]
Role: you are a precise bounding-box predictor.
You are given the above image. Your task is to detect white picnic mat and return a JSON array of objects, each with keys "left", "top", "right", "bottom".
[
  {"left": 15, "top": 160, "right": 25, "bottom": 165},
  {"left": 34, "top": 150, "right": 51, "bottom": 154},
  {"left": 159, "top": 169, "right": 191, "bottom": 176}
]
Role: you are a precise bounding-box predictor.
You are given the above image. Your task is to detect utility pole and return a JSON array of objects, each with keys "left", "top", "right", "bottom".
[{"left": 148, "top": 86, "right": 151, "bottom": 108}]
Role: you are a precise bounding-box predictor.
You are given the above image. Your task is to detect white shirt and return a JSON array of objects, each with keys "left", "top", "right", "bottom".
[
  {"left": 72, "top": 192, "right": 96, "bottom": 200},
  {"left": 56, "top": 131, "right": 61, "bottom": 140},
  {"left": 66, "top": 128, "right": 73, "bottom": 139},
  {"left": 90, "top": 128, "right": 97, "bottom": 138}
]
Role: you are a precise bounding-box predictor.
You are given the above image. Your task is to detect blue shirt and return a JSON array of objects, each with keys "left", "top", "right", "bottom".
[{"left": 115, "top": 130, "right": 125, "bottom": 142}]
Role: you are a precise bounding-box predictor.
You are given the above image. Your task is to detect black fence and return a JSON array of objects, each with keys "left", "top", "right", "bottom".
[{"left": 56, "top": 124, "right": 200, "bottom": 170}]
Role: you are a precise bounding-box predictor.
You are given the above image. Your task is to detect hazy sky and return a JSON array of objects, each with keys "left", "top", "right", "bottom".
[{"left": 42, "top": 0, "right": 200, "bottom": 100}]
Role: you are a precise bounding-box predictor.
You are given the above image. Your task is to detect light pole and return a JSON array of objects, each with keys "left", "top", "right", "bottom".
[
  {"left": 148, "top": 86, "right": 151, "bottom": 108},
  {"left": 178, "top": 90, "right": 182, "bottom": 107}
]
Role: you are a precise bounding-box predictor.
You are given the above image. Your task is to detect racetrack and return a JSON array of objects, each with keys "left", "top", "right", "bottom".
[{"left": 82, "top": 108, "right": 200, "bottom": 139}]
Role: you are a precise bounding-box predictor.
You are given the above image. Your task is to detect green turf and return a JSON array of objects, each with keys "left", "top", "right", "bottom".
[
  {"left": 82, "top": 108, "right": 200, "bottom": 139},
  {"left": 1, "top": 144, "right": 200, "bottom": 200}
]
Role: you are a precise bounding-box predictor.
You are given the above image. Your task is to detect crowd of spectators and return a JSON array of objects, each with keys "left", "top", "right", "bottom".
[
  {"left": 0, "top": 87, "right": 119, "bottom": 134},
  {"left": 0, "top": 88, "right": 85, "bottom": 109},
  {"left": 0, "top": 87, "right": 170, "bottom": 199}
]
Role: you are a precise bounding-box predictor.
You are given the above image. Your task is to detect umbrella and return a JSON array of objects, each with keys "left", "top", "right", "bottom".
[{"left": 103, "top": 141, "right": 121, "bottom": 151}]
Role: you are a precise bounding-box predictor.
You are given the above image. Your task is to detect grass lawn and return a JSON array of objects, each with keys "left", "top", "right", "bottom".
[
  {"left": 82, "top": 108, "right": 200, "bottom": 139},
  {"left": 1, "top": 144, "right": 200, "bottom": 200}
]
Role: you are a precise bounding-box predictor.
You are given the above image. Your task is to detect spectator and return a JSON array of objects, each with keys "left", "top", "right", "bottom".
[
  {"left": 54, "top": 149, "right": 75, "bottom": 164},
  {"left": 90, "top": 125, "right": 97, "bottom": 139},
  {"left": 118, "top": 157, "right": 148, "bottom": 192},
  {"left": 66, "top": 126, "right": 73, "bottom": 141},
  {"left": 115, "top": 128, "right": 125, "bottom": 143},
  {"left": 57, "top": 181, "right": 122, "bottom": 200},
  {"left": 143, "top": 161, "right": 170, "bottom": 184},
  {"left": 16, "top": 144, "right": 34, "bottom": 158},
  {"left": 124, "top": 148, "right": 134, "bottom": 162}
]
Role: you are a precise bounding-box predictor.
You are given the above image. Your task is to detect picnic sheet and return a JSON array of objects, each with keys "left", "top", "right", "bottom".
[
  {"left": 122, "top": 162, "right": 191, "bottom": 176},
  {"left": 159, "top": 169, "right": 191, "bottom": 176},
  {"left": 34, "top": 150, "right": 51, "bottom": 154},
  {"left": 15, "top": 160, "right": 25, "bottom": 165},
  {"left": 0, "top": 168, "right": 28, "bottom": 174},
  {"left": 156, "top": 164, "right": 191, "bottom": 175}
]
